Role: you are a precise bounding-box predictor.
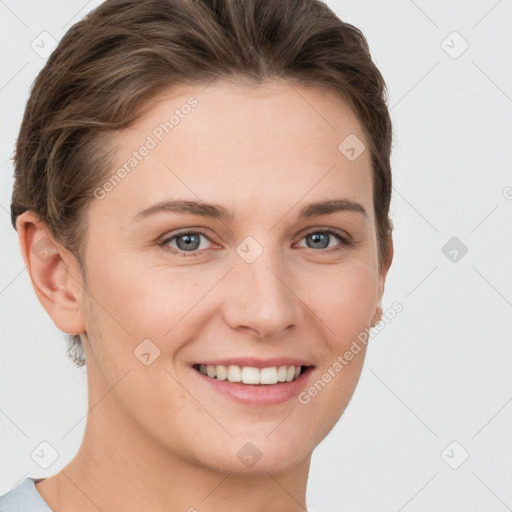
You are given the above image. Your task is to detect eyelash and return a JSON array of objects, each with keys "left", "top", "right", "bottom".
[{"left": 159, "top": 228, "right": 351, "bottom": 258}]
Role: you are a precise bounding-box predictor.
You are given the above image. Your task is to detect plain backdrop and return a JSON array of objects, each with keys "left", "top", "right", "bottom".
[{"left": 1, "top": 1, "right": 511, "bottom": 511}]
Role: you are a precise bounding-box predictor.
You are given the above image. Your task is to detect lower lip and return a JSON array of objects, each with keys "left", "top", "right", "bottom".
[{"left": 193, "top": 367, "right": 314, "bottom": 405}]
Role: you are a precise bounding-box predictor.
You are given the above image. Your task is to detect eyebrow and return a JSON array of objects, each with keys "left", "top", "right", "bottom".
[{"left": 132, "top": 198, "right": 367, "bottom": 222}]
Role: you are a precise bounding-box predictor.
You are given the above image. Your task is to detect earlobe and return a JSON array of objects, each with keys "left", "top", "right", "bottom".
[{"left": 16, "top": 211, "right": 86, "bottom": 336}]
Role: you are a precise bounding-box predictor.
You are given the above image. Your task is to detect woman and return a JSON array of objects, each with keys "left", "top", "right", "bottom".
[{"left": 2, "top": 0, "right": 393, "bottom": 510}]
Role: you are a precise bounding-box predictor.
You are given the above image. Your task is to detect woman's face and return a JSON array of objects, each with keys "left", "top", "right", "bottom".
[{"left": 78, "top": 80, "right": 390, "bottom": 474}]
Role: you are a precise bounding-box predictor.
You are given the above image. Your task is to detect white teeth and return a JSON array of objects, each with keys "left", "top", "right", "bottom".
[
  {"left": 241, "top": 367, "right": 260, "bottom": 384},
  {"left": 260, "top": 367, "right": 278, "bottom": 385},
  {"left": 227, "top": 365, "right": 242, "bottom": 383},
  {"left": 216, "top": 365, "right": 227, "bottom": 381},
  {"left": 197, "top": 364, "right": 304, "bottom": 385}
]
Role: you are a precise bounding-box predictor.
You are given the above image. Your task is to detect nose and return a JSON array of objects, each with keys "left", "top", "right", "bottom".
[{"left": 222, "top": 249, "right": 303, "bottom": 339}]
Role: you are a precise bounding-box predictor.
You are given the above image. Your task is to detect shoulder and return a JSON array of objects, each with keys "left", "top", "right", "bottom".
[{"left": 0, "top": 478, "right": 53, "bottom": 511}]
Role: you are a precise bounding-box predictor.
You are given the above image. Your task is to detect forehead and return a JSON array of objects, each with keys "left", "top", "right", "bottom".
[{"left": 94, "top": 80, "right": 374, "bottom": 225}]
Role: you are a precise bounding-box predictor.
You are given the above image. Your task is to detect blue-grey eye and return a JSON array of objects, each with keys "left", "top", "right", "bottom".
[
  {"left": 175, "top": 233, "right": 202, "bottom": 251},
  {"left": 161, "top": 231, "right": 212, "bottom": 253},
  {"left": 306, "top": 232, "right": 330, "bottom": 249},
  {"left": 297, "top": 229, "right": 345, "bottom": 251}
]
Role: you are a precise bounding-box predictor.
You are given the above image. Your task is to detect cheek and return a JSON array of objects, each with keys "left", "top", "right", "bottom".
[
  {"left": 84, "top": 241, "right": 379, "bottom": 354},
  {"left": 297, "top": 259, "right": 377, "bottom": 414},
  {"left": 307, "top": 258, "right": 379, "bottom": 343},
  {"left": 82, "top": 252, "right": 225, "bottom": 359}
]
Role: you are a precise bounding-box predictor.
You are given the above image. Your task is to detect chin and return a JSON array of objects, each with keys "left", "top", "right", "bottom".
[{"left": 186, "top": 423, "right": 319, "bottom": 476}]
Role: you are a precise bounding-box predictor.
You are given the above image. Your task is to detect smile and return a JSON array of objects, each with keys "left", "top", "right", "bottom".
[{"left": 193, "top": 363, "right": 307, "bottom": 385}]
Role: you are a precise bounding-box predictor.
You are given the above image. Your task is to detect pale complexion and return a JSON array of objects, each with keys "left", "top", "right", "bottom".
[{"left": 18, "top": 80, "right": 393, "bottom": 512}]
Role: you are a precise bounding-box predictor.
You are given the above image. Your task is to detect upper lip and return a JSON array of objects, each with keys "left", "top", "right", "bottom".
[{"left": 193, "top": 357, "right": 313, "bottom": 368}]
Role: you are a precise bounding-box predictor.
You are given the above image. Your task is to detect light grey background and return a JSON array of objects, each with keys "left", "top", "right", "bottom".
[{"left": 1, "top": 1, "right": 511, "bottom": 511}]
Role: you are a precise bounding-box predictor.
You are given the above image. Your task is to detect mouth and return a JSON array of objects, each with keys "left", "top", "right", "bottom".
[
  {"left": 192, "top": 363, "right": 309, "bottom": 385},
  {"left": 190, "top": 358, "right": 315, "bottom": 405}
]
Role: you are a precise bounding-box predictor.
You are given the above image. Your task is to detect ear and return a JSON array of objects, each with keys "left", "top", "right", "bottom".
[
  {"left": 16, "top": 211, "right": 86, "bottom": 335},
  {"left": 371, "top": 234, "right": 394, "bottom": 327}
]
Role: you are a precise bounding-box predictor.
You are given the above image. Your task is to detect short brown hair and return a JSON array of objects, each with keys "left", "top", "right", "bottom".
[{"left": 11, "top": 0, "right": 393, "bottom": 367}]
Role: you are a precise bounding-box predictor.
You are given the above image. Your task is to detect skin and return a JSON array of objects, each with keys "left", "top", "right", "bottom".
[{"left": 18, "top": 80, "right": 393, "bottom": 512}]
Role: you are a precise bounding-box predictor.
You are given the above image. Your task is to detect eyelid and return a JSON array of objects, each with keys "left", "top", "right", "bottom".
[
  {"left": 159, "top": 228, "right": 214, "bottom": 248},
  {"left": 294, "top": 227, "right": 352, "bottom": 252},
  {"left": 299, "top": 226, "right": 352, "bottom": 242}
]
